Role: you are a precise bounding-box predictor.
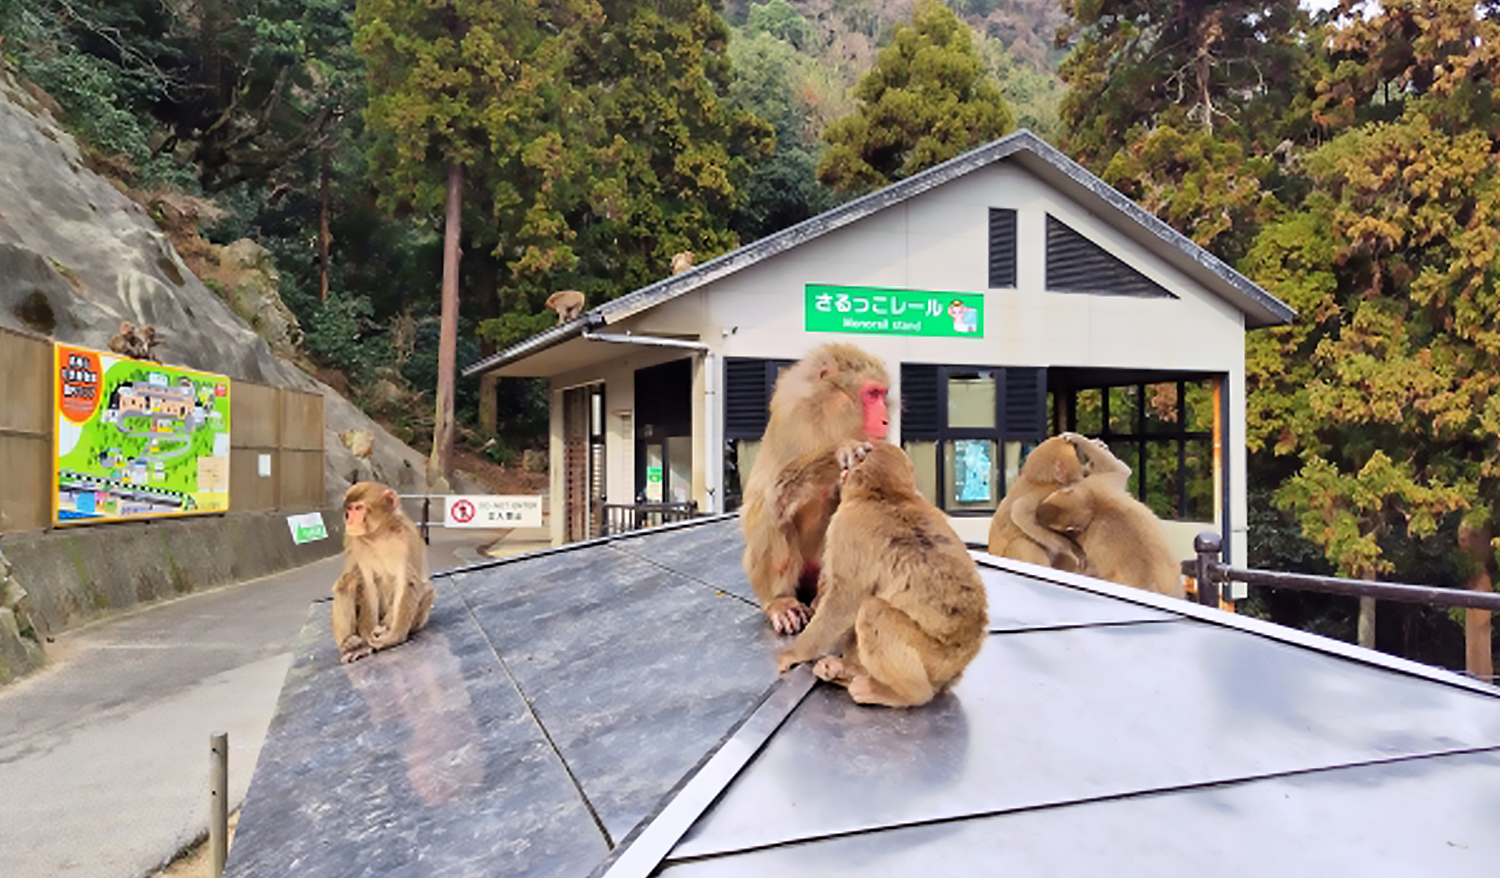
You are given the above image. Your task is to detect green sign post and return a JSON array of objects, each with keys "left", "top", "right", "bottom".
[{"left": 805, "top": 284, "right": 984, "bottom": 337}]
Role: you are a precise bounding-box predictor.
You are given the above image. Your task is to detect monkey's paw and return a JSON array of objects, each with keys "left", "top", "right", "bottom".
[
  {"left": 1053, "top": 549, "right": 1086, "bottom": 575},
  {"left": 813, "top": 655, "right": 852, "bottom": 684},
  {"left": 339, "top": 636, "right": 372, "bottom": 664},
  {"left": 765, "top": 597, "right": 812, "bottom": 635},
  {"left": 777, "top": 648, "right": 807, "bottom": 674},
  {"left": 836, "top": 441, "right": 873, "bottom": 474}
]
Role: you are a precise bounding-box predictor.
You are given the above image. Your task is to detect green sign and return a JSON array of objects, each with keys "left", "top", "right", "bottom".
[
  {"left": 805, "top": 284, "right": 984, "bottom": 337},
  {"left": 287, "top": 511, "right": 329, "bottom": 545},
  {"left": 647, "top": 466, "right": 663, "bottom": 484}
]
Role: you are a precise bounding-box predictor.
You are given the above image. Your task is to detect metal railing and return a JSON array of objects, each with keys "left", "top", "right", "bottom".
[
  {"left": 1184, "top": 531, "right": 1500, "bottom": 612},
  {"left": 601, "top": 501, "right": 699, "bottom": 537}
]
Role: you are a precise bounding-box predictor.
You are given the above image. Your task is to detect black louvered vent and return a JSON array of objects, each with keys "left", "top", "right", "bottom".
[
  {"left": 724, "top": 358, "right": 774, "bottom": 439},
  {"left": 1046, "top": 215, "right": 1176, "bottom": 298},
  {"left": 988, "top": 208, "right": 1017, "bottom": 289},
  {"left": 1002, "top": 367, "right": 1047, "bottom": 439},
  {"left": 901, "top": 363, "right": 941, "bottom": 436}
]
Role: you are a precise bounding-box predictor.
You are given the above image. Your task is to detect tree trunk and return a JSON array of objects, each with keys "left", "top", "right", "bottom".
[
  {"left": 318, "top": 152, "right": 332, "bottom": 303},
  {"left": 1357, "top": 596, "right": 1376, "bottom": 650},
  {"left": 1458, "top": 522, "right": 1494, "bottom": 681},
  {"left": 429, "top": 161, "right": 462, "bottom": 492}
]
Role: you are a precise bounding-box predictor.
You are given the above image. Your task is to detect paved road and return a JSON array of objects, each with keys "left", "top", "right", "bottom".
[{"left": 0, "top": 526, "right": 525, "bottom": 878}]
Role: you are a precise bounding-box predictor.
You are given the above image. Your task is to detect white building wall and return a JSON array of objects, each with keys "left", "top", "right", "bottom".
[{"left": 545, "top": 160, "right": 1256, "bottom": 565}]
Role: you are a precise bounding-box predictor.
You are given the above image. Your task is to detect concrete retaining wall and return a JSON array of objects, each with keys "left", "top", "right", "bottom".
[{"left": 0, "top": 509, "right": 345, "bottom": 681}]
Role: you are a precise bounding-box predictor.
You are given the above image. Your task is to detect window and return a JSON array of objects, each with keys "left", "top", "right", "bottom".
[
  {"left": 722, "top": 357, "right": 794, "bottom": 511},
  {"left": 901, "top": 363, "right": 1048, "bottom": 514},
  {"left": 1065, "top": 379, "right": 1216, "bottom": 521}
]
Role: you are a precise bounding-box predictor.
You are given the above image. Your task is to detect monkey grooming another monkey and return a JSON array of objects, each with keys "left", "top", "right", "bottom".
[
  {"left": 986, "top": 433, "right": 1125, "bottom": 571},
  {"left": 333, "top": 481, "right": 436, "bottom": 663},
  {"left": 108, "top": 321, "right": 141, "bottom": 357},
  {"left": 544, "top": 290, "right": 586, "bottom": 324},
  {"left": 740, "top": 343, "right": 891, "bottom": 635},
  {"left": 778, "top": 442, "right": 988, "bottom": 708},
  {"left": 1036, "top": 476, "right": 1186, "bottom": 598}
]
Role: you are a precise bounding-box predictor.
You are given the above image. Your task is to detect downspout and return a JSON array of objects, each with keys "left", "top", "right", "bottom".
[{"left": 581, "top": 332, "right": 721, "bottom": 515}]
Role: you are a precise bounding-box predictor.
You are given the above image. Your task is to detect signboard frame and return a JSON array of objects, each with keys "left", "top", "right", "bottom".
[{"left": 52, "top": 343, "right": 232, "bottom": 526}]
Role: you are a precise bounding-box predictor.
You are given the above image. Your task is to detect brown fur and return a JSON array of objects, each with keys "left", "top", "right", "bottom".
[
  {"left": 777, "top": 443, "right": 988, "bottom": 707},
  {"left": 740, "top": 344, "right": 890, "bottom": 634},
  {"left": 544, "top": 290, "right": 586, "bottom": 324},
  {"left": 333, "top": 482, "right": 435, "bottom": 662},
  {"left": 670, "top": 251, "right": 694, "bottom": 274},
  {"left": 986, "top": 433, "right": 1128, "bottom": 569},
  {"left": 1036, "top": 477, "right": 1185, "bottom": 598}
]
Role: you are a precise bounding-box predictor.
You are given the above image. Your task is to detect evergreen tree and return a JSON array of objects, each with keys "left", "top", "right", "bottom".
[
  {"left": 1245, "top": 0, "right": 1500, "bottom": 672},
  {"left": 818, "top": 0, "right": 1013, "bottom": 195},
  {"left": 1056, "top": 0, "right": 1315, "bottom": 261}
]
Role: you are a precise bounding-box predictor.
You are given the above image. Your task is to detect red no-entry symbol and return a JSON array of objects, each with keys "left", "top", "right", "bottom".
[{"left": 450, "top": 499, "right": 476, "bottom": 524}]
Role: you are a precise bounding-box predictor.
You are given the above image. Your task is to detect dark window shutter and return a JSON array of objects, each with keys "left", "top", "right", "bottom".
[
  {"left": 1045, "top": 215, "right": 1176, "bottom": 298},
  {"left": 988, "top": 208, "right": 1017, "bottom": 289},
  {"left": 724, "top": 358, "right": 772, "bottom": 439},
  {"left": 1002, "top": 367, "right": 1047, "bottom": 439},
  {"left": 901, "top": 363, "right": 941, "bottom": 436}
]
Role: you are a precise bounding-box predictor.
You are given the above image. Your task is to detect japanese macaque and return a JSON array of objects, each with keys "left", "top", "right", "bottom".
[
  {"left": 741, "top": 343, "right": 891, "bottom": 635},
  {"left": 670, "top": 251, "right": 694, "bottom": 274},
  {"left": 108, "top": 321, "right": 162, "bottom": 360},
  {"left": 108, "top": 321, "right": 143, "bottom": 358},
  {"left": 777, "top": 443, "right": 988, "bottom": 707},
  {"left": 138, "top": 324, "right": 162, "bottom": 361},
  {"left": 1037, "top": 476, "right": 1185, "bottom": 598},
  {"left": 544, "top": 289, "right": 586, "bottom": 324},
  {"left": 333, "top": 482, "right": 435, "bottom": 663},
  {"left": 986, "top": 433, "right": 1128, "bottom": 571}
]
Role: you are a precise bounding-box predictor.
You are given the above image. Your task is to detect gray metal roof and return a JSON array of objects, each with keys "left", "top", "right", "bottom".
[
  {"left": 463, "top": 130, "right": 1297, "bottom": 378},
  {"left": 227, "top": 517, "right": 1500, "bottom": 877}
]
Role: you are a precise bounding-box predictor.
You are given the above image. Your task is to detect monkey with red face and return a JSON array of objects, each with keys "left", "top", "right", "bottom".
[
  {"left": 740, "top": 344, "right": 891, "bottom": 635},
  {"left": 332, "top": 482, "right": 435, "bottom": 662}
]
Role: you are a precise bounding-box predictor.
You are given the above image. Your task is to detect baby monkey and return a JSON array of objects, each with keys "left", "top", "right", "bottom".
[{"left": 777, "top": 442, "right": 989, "bottom": 707}]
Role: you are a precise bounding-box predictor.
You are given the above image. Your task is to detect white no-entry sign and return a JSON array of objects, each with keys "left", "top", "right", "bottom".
[{"left": 443, "top": 495, "right": 543, "bottom": 528}]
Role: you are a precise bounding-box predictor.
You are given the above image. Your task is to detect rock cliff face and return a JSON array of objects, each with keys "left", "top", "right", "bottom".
[{"left": 0, "top": 66, "right": 439, "bottom": 502}]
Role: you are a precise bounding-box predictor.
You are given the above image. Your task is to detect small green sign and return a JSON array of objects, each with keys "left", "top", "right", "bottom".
[
  {"left": 647, "top": 466, "right": 663, "bottom": 484},
  {"left": 286, "top": 511, "right": 328, "bottom": 545},
  {"left": 805, "top": 284, "right": 984, "bottom": 337}
]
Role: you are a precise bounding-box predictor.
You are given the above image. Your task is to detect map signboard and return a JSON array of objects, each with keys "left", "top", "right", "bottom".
[{"left": 53, "top": 344, "right": 232, "bottom": 524}]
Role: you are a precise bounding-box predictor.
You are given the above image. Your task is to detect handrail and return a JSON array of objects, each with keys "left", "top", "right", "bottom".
[{"left": 1183, "top": 532, "right": 1500, "bottom": 611}]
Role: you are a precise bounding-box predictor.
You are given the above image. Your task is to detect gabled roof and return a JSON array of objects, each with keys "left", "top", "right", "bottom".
[
  {"left": 464, "top": 130, "right": 1296, "bottom": 378},
  {"left": 228, "top": 517, "right": 1500, "bottom": 878}
]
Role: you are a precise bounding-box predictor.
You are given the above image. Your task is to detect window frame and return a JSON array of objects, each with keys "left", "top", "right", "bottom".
[
  {"left": 901, "top": 363, "right": 1048, "bottom": 516},
  {"left": 1062, "top": 379, "right": 1215, "bottom": 522}
]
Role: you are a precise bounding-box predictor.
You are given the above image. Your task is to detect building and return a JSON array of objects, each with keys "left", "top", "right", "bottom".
[{"left": 464, "top": 130, "right": 1294, "bottom": 566}]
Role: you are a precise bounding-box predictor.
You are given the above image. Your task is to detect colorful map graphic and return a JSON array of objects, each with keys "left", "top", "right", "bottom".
[{"left": 53, "top": 344, "right": 231, "bottom": 524}]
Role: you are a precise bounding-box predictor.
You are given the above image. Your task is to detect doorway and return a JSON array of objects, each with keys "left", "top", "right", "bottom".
[{"left": 633, "top": 359, "right": 693, "bottom": 505}]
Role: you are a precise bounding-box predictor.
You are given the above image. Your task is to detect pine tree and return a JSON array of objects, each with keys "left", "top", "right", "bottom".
[{"left": 818, "top": 0, "right": 1013, "bottom": 195}]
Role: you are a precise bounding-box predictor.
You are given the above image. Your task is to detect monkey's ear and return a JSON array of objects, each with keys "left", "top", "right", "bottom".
[{"left": 383, "top": 489, "right": 398, "bottom": 509}]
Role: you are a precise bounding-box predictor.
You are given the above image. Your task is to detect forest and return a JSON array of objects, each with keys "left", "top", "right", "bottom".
[{"left": 1, "top": 0, "right": 1497, "bottom": 667}]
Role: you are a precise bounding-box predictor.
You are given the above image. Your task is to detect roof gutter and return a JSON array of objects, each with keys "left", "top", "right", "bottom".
[{"left": 460, "top": 312, "right": 604, "bottom": 378}]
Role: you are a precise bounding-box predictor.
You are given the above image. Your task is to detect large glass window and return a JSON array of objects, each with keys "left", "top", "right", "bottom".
[{"left": 1063, "top": 377, "right": 1217, "bottom": 522}]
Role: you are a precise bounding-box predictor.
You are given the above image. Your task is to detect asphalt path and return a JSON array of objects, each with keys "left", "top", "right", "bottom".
[{"left": 0, "top": 526, "right": 518, "bottom": 878}]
